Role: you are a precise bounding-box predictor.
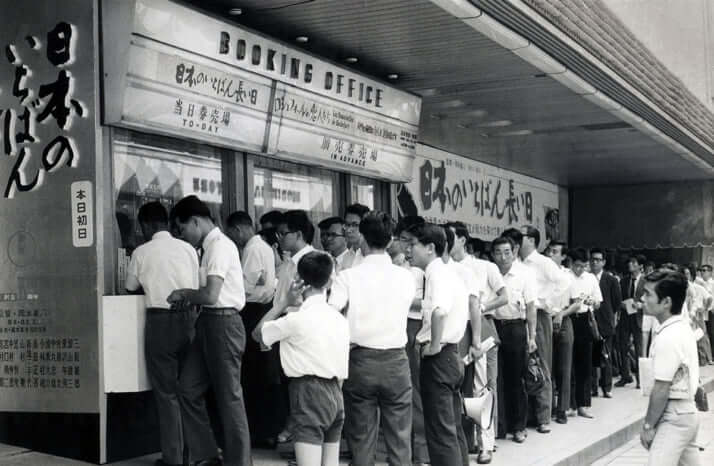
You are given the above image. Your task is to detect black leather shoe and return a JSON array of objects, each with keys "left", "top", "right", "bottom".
[
  {"left": 477, "top": 450, "right": 493, "bottom": 464},
  {"left": 603, "top": 391, "right": 612, "bottom": 398},
  {"left": 591, "top": 390, "right": 598, "bottom": 397},
  {"left": 536, "top": 424, "right": 551, "bottom": 434},
  {"left": 513, "top": 430, "right": 527, "bottom": 443},
  {"left": 555, "top": 414, "right": 567, "bottom": 424},
  {"left": 614, "top": 377, "right": 633, "bottom": 387}
]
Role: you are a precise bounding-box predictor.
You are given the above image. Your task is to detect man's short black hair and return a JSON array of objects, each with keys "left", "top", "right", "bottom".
[
  {"left": 283, "top": 210, "right": 315, "bottom": 244},
  {"left": 172, "top": 195, "right": 212, "bottom": 223},
  {"left": 297, "top": 251, "right": 333, "bottom": 289},
  {"left": 501, "top": 228, "right": 523, "bottom": 247},
  {"left": 445, "top": 221, "right": 469, "bottom": 240},
  {"left": 258, "top": 227, "right": 279, "bottom": 247},
  {"left": 680, "top": 263, "right": 697, "bottom": 280},
  {"left": 407, "top": 223, "right": 446, "bottom": 257},
  {"left": 318, "top": 216, "right": 344, "bottom": 230},
  {"left": 547, "top": 240, "right": 567, "bottom": 254},
  {"left": 570, "top": 247, "right": 589, "bottom": 263},
  {"left": 396, "top": 215, "right": 425, "bottom": 235},
  {"left": 359, "top": 211, "right": 395, "bottom": 249},
  {"left": 644, "top": 270, "right": 687, "bottom": 315},
  {"left": 660, "top": 262, "right": 678, "bottom": 272},
  {"left": 260, "top": 210, "right": 284, "bottom": 226},
  {"left": 701, "top": 264, "right": 713, "bottom": 272},
  {"left": 469, "top": 237, "right": 485, "bottom": 254},
  {"left": 345, "top": 203, "right": 370, "bottom": 219},
  {"left": 138, "top": 201, "right": 168, "bottom": 226},
  {"left": 492, "top": 236, "right": 514, "bottom": 251},
  {"left": 645, "top": 260, "right": 656, "bottom": 270},
  {"left": 589, "top": 247, "right": 604, "bottom": 257},
  {"left": 629, "top": 254, "right": 647, "bottom": 266},
  {"left": 521, "top": 225, "right": 540, "bottom": 247},
  {"left": 226, "top": 211, "right": 253, "bottom": 228},
  {"left": 442, "top": 224, "right": 455, "bottom": 254}
]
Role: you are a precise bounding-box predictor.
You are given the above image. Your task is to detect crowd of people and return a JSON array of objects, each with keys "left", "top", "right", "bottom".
[{"left": 124, "top": 194, "right": 711, "bottom": 466}]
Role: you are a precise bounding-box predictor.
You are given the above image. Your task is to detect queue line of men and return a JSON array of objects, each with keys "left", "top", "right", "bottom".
[{"left": 124, "top": 194, "right": 708, "bottom": 466}]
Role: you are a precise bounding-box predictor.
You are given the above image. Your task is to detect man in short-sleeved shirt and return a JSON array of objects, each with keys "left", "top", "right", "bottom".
[
  {"left": 329, "top": 212, "right": 415, "bottom": 466},
  {"left": 167, "top": 195, "right": 250, "bottom": 466},
  {"left": 126, "top": 202, "right": 199, "bottom": 466},
  {"left": 640, "top": 270, "right": 700, "bottom": 465}
]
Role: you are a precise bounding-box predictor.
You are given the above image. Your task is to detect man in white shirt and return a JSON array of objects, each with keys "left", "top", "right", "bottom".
[
  {"left": 256, "top": 251, "right": 350, "bottom": 466},
  {"left": 564, "top": 248, "right": 602, "bottom": 419},
  {"left": 404, "top": 223, "right": 470, "bottom": 466},
  {"left": 519, "top": 225, "right": 569, "bottom": 433},
  {"left": 397, "top": 216, "right": 430, "bottom": 465},
  {"left": 329, "top": 211, "right": 415, "bottom": 466},
  {"left": 448, "top": 222, "right": 507, "bottom": 463},
  {"left": 442, "top": 225, "right": 485, "bottom": 460},
  {"left": 343, "top": 203, "right": 370, "bottom": 269},
  {"left": 492, "top": 236, "right": 537, "bottom": 444},
  {"left": 125, "top": 202, "right": 199, "bottom": 466},
  {"left": 167, "top": 195, "right": 251, "bottom": 466},
  {"left": 545, "top": 240, "right": 574, "bottom": 423},
  {"left": 225, "top": 211, "right": 280, "bottom": 447},
  {"left": 274, "top": 210, "right": 316, "bottom": 313},
  {"left": 640, "top": 270, "right": 700, "bottom": 465},
  {"left": 317, "top": 216, "right": 350, "bottom": 273},
  {"left": 700, "top": 264, "right": 714, "bottom": 360}
]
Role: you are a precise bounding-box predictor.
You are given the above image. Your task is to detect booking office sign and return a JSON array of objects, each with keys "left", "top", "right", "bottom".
[{"left": 0, "top": 1, "right": 99, "bottom": 412}]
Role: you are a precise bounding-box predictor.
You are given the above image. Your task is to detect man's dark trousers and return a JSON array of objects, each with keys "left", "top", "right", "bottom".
[
  {"left": 616, "top": 312, "right": 641, "bottom": 382},
  {"left": 406, "top": 318, "right": 429, "bottom": 463},
  {"left": 553, "top": 316, "right": 573, "bottom": 417},
  {"left": 530, "top": 309, "right": 552, "bottom": 424},
  {"left": 145, "top": 308, "right": 196, "bottom": 465},
  {"left": 421, "top": 343, "right": 469, "bottom": 466},
  {"left": 178, "top": 310, "right": 252, "bottom": 466},
  {"left": 241, "top": 301, "right": 285, "bottom": 444},
  {"left": 592, "top": 335, "right": 614, "bottom": 394},
  {"left": 343, "top": 346, "right": 412, "bottom": 466},
  {"left": 495, "top": 319, "right": 528, "bottom": 434},
  {"left": 458, "top": 324, "right": 476, "bottom": 453}
]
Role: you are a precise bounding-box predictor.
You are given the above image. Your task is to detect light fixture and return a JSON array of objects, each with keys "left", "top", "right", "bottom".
[
  {"left": 387, "top": 73, "right": 399, "bottom": 80},
  {"left": 476, "top": 120, "right": 512, "bottom": 128},
  {"left": 430, "top": 113, "right": 443, "bottom": 120},
  {"left": 457, "top": 123, "right": 469, "bottom": 129},
  {"left": 419, "top": 88, "right": 440, "bottom": 97},
  {"left": 434, "top": 99, "right": 465, "bottom": 109},
  {"left": 295, "top": 36, "right": 309, "bottom": 43},
  {"left": 345, "top": 57, "right": 358, "bottom": 64},
  {"left": 497, "top": 129, "right": 533, "bottom": 136},
  {"left": 465, "top": 109, "right": 488, "bottom": 118},
  {"left": 228, "top": 7, "right": 243, "bottom": 15}
]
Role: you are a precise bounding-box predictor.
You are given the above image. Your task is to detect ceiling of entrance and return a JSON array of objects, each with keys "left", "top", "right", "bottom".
[{"left": 184, "top": 0, "right": 711, "bottom": 187}]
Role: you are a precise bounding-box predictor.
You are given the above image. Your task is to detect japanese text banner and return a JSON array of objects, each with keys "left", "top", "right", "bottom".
[{"left": 398, "top": 145, "right": 561, "bottom": 241}]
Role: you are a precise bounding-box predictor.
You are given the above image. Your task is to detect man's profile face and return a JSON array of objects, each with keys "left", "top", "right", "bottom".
[
  {"left": 702, "top": 268, "right": 713, "bottom": 281},
  {"left": 572, "top": 260, "right": 588, "bottom": 278},
  {"left": 628, "top": 259, "right": 640, "bottom": 274},
  {"left": 642, "top": 281, "right": 666, "bottom": 317},
  {"left": 547, "top": 245, "right": 564, "bottom": 265},
  {"left": 176, "top": 217, "right": 201, "bottom": 247}
]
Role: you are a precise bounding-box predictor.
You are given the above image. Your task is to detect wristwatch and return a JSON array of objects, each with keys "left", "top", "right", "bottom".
[{"left": 643, "top": 422, "right": 653, "bottom": 431}]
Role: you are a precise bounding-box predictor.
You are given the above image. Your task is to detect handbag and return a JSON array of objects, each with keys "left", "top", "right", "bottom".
[
  {"left": 525, "top": 350, "right": 546, "bottom": 395},
  {"left": 587, "top": 310, "right": 601, "bottom": 341},
  {"left": 695, "top": 384, "right": 709, "bottom": 412}
]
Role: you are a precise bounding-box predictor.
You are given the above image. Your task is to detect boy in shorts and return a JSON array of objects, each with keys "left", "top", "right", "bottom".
[{"left": 254, "top": 251, "right": 350, "bottom": 466}]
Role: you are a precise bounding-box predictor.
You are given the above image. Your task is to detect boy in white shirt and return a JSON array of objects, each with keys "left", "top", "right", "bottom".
[{"left": 256, "top": 251, "right": 350, "bottom": 466}]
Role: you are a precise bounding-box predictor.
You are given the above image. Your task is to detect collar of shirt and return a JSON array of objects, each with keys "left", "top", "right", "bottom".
[
  {"left": 335, "top": 248, "right": 350, "bottom": 263},
  {"left": 596, "top": 271, "right": 603, "bottom": 282},
  {"left": 244, "top": 234, "right": 262, "bottom": 250},
  {"left": 291, "top": 245, "right": 315, "bottom": 265},
  {"left": 201, "top": 226, "right": 221, "bottom": 250},
  {"left": 502, "top": 261, "right": 521, "bottom": 278},
  {"left": 361, "top": 252, "right": 391, "bottom": 266},
  {"left": 654, "top": 314, "right": 683, "bottom": 335},
  {"left": 152, "top": 231, "right": 172, "bottom": 241},
  {"left": 425, "top": 257, "right": 444, "bottom": 279},
  {"left": 301, "top": 292, "right": 328, "bottom": 311},
  {"left": 522, "top": 249, "right": 538, "bottom": 264}
]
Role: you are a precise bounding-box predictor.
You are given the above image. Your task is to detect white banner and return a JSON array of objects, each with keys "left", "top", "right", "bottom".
[{"left": 398, "top": 145, "right": 561, "bottom": 241}]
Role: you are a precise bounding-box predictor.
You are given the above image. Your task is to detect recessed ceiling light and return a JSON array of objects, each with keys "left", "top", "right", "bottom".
[
  {"left": 345, "top": 57, "right": 358, "bottom": 64},
  {"left": 497, "top": 129, "right": 533, "bottom": 136},
  {"left": 434, "top": 99, "right": 465, "bottom": 109},
  {"left": 228, "top": 8, "right": 243, "bottom": 15},
  {"left": 387, "top": 73, "right": 399, "bottom": 80},
  {"left": 476, "top": 120, "right": 512, "bottom": 128},
  {"left": 457, "top": 123, "right": 469, "bottom": 129},
  {"left": 419, "top": 88, "right": 440, "bottom": 97},
  {"left": 295, "top": 36, "right": 309, "bottom": 43},
  {"left": 430, "top": 113, "right": 443, "bottom": 120},
  {"left": 465, "top": 109, "right": 488, "bottom": 118}
]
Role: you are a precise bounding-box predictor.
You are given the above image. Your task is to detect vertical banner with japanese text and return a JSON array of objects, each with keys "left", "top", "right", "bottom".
[
  {"left": 0, "top": 1, "right": 99, "bottom": 412},
  {"left": 398, "top": 145, "right": 561, "bottom": 242}
]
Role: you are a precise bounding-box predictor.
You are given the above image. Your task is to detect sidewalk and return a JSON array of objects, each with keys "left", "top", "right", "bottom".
[{"left": 1, "top": 365, "right": 712, "bottom": 465}]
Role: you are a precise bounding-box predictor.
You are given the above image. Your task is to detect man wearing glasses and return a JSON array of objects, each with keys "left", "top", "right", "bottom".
[
  {"left": 343, "top": 203, "right": 370, "bottom": 269},
  {"left": 318, "top": 216, "right": 350, "bottom": 273}
]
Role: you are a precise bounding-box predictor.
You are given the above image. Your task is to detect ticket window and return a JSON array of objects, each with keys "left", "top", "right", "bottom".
[
  {"left": 248, "top": 155, "right": 340, "bottom": 239},
  {"left": 111, "top": 128, "right": 225, "bottom": 291},
  {"left": 348, "top": 175, "right": 390, "bottom": 212}
]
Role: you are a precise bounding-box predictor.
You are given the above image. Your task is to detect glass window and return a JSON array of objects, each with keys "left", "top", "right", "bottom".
[
  {"left": 350, "top": 175, "right": 376, "bottom": 209},
  {"left": 112, "top": 128, "right": 224, "bottom": 289},
  {"left": 251, "top": 157, "right": 338, "bottom": 237}
]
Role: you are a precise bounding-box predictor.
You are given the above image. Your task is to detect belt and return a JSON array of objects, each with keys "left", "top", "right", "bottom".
[
  {"left": 293, "top": 374, "right": 340, "bottom": 383},
  {"left": 200, "top": 307, "right": 238, "bottom": 315},
  {"left": 495, "top": 318, "right": 525, "bottom": 325},
  {"left": 146, "top": 307, "right": 189, "bottom": 314}
]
